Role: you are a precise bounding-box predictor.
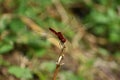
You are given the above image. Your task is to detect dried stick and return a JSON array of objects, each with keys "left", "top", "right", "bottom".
[{"left": 52, "top": 44, "right": 66, "bottom": 80}]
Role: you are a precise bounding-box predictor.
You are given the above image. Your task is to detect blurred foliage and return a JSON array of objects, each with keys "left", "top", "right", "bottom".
[
  {"left": 0, "top": 41, "right": 13, "bottom": 54},
  {"left": 8, "top": 66, "right": 33, "bottom": 79},
  {"left": 0, "top": 0, "right": 120, "bottom": 80},
  {"left": 85, "top": 7, "right": 120, "bottom": 43},
  {"left": 40, "top": 61, "right": 56, "bottom": 72},
  {"left": 0, "top": 56, "right": 10, "bottom": 66}
]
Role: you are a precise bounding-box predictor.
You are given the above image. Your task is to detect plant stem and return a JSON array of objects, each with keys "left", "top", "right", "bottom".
[{"left": 52, "top": 44, "right": 66, "bottom": 80}]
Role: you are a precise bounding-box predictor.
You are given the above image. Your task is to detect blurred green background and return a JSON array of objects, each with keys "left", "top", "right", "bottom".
[{"left": 0, "top": 0, "right": 120, "bottom": 80}]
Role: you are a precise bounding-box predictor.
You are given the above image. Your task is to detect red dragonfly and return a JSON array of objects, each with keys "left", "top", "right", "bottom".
[{"left": 49, "top": 28, "right": 66, "bottom": 45}]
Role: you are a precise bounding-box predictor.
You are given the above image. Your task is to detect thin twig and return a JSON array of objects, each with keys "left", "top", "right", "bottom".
[{"left": 52, "top": 44, "right": 66, "bottom": 80}]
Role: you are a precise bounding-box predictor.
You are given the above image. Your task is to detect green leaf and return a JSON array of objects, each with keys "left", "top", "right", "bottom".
[
  {"left": 40, "top": 61, "right": 56, "bottom": 72},
  {"left": 109, "top": 32, "right": 120, "bottom": 43},
  {"left": 8, "top": 66, "right": 33, "bottom": 79},
  {"left": 0, "top": 42, "right": 13, "bottom": 54},
  {"left": 61, "top": 71, "right": 81, "bottom": 80},
  {"left": 17, "top": 0, "right": 28, "bottom": 14},
  {"left": 91, "top": 11, "right": 109, "bottom": 23},
  {"left": 9, "top": 18, "right": 26, "bottom": 33},
  {"left": 98, "top": 48, "right": 109, "bottom": 56},
  {"left": 35, "top": 49, "right": 46, "bottom": 57},
  {"left": 107, "top": 9, "right": 117, "bottom": 20}
]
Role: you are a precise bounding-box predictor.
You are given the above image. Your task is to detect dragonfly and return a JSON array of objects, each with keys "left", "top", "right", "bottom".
[
  {"left": 49, "top": 27, "right": 66, "bottom": 45},
  {"left": 21, "top": 16, "right": 72, "bottom": 50},
  {"left": 47, "top": 27, "right": 73, "bottom": 53}
]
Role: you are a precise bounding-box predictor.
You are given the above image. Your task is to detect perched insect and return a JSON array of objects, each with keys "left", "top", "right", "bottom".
[{"left": 49, "top": 28, "right": 66, "bottom": 45}]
